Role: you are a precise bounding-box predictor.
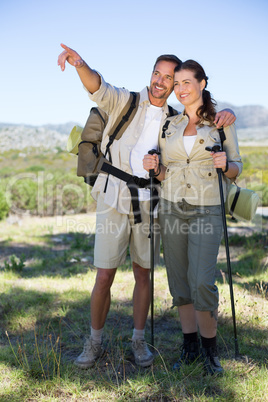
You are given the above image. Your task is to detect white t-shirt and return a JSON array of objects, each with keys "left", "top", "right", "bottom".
[
  {"left": 130, "top": 105, "right": 163, "bottom": 200},
  {"left": 183, "top": 135, "right": 197, "bottom": 156}
]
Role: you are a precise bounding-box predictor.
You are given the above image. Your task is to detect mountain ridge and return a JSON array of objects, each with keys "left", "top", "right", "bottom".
[
  {"left": 1, "top": 103, "right": 268, "bottom": 151},
  {"left": 172, "top": 102, "right": 268, "bottom": 129}
]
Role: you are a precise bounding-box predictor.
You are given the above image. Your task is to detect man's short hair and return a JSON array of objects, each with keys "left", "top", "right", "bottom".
[{"left": 153, "top": 55, "right": 182, "bottom": 71}]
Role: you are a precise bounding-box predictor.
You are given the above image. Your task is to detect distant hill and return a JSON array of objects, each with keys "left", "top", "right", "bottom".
[
  {"left": 216, "top": 102, "right": 268, "bottom": 129},
  {"left": 0, "top": 122, "right": 76, "bottom": 152},
  {"left": 39, "top": 122, "right": 78, "bottom": 134},
  {"left": 1, "top": 103, "right": 268, "bottom": 151}
]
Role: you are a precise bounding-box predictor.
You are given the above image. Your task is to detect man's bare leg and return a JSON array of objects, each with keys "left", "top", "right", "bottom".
[
  {"left": 90, "top": 268, "right": 117, "bottom": 330},
  {"left": 132, "top": 262, "right": 151, "bottom": 330},
  {"left": 131, "top": 261, "right": 153, "bottom": 367}
]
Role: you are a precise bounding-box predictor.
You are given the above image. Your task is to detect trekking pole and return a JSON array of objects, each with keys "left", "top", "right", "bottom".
[
  {"left": 147, "top": 149, "right": 159, "bottom": 348},
  {"left": 206, "top": 145, "right": 239, "bottom": 358}
]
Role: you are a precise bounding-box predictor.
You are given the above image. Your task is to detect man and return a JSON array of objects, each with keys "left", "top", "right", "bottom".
[{"left": 58, "top": 44, "right": 235, "bottom": 369}]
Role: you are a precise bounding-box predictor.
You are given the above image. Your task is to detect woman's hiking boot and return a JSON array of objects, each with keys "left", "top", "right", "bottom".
[
  {"left": 173, "top": 339, "right": 201, "bottom": 371},
  {"left": 201, "top": 346, "right": 224, "bottom": 376}
]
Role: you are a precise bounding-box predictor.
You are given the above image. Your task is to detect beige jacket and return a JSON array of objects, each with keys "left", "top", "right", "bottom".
[
  {"left": 161, "top": 113, "right": 243, "bottom": 205},
  {"left": 87, "top": 74, "right": 173, "bottom": 214}
]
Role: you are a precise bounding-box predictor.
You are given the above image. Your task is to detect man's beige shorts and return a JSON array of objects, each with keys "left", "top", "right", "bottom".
[{"left": 94, "top": 193, "right": 160, "bottom": 269}]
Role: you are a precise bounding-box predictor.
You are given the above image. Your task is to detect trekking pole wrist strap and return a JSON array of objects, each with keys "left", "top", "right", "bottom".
[{"left": 223, "top": 160, "right": 229, "bottom": 173}]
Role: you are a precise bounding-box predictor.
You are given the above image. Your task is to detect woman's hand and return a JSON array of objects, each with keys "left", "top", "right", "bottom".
[
  {"left": 211, "top": 151, "right": 227, "bottom": 171},
  {"left": 58, "top": 43, "right": 85, "bottom": 71},
  {"left": 211, "top": 151, "right": 239, "bottom": 179},
  {"left": 143, "top": 153, "right": 159, "bottom": 173}
]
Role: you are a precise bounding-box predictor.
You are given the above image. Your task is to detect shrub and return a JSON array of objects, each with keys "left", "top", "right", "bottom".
[
  {"left": 2, "top": 170, "right": 95, "bottom": 217},
  {"left": 3, "top": 254, "right": 25, "bottom": 272},
  {"left": 0, "top": 188, "right": 10, "bottom": 220},
  {"left": 8, "top": 177, "right": 38, "bottom": 214},
  {"left": 26, "top": 165, "right": 45, "bottom": 172},
  {"left": 249, "top": 184, "right": 268, "bottom": 206}
]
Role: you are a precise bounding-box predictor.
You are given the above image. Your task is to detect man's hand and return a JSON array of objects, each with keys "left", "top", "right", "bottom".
[
  {"left": 214, "top": 108, "right": 236, "bottom": 128},
  {"left": 57, "top": 43, "right": 101, "bottom": 93},
  {"left": 58, "top": 43, "right": 85, "bottom": 71},
  {"left": 143, "top": 154, "right": 159, "bottom": 173}
]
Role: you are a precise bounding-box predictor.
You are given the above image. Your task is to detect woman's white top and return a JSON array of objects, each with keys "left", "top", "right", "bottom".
[{"left": 183, "top": 135, "right": 197, "bottom": 156}]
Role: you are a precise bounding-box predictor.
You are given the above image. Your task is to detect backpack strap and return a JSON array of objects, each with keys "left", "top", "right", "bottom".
[
  {"left": 217, "top": 126, "right": 239, "bottom": 220},
  {"left": 168, "top": 105, "right": 178, "bottom": 117},
  {"left": 161, "top": 120, "right": 170, "bottom": 138},
  {"left": 92, "top": 107, "right": 106, "bottom": 124},
  {"left": 105, "top": 91, "right": 139, "bottom": 162},
  {"left": 101, "top": 161, "right": 159, "bottom": 224},
  {"left": 103, "top": 91, "right": 139, "bottom": 192},
  {"left": 217, "top": 126, "right": 226, "bottom": 151},
  {"left": 161, "top": 106, "right": 179, "bottom": 138}
]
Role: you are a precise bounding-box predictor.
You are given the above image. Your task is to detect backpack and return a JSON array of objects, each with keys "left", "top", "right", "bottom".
[
  {"left": 77, "top": 92, "right": 139, "bottom": 186},
  {"left": 68, "top": 92, "right": 178, "bottom": 186}
]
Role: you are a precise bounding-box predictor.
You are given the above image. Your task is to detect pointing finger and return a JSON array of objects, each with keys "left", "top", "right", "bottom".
[{"left": 60, "top": 43, "right": 70, "bottom": 51}]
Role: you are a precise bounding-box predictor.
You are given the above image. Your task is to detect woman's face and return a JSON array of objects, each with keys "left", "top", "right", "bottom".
[{"left": 173, "top": 69, "right": 205, "bottom": 108}]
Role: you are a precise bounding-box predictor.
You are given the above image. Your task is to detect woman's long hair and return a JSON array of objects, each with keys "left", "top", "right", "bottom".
[{"left": 174, "top": 60, "right": 217, "bottom": 126}]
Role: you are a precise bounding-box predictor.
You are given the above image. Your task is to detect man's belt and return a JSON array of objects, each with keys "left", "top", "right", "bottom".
[{"left": 100, "top": 161, "right": 159, "bottom": 224}]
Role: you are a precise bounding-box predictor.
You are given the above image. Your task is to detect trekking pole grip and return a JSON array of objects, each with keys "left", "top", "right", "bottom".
[
  {"left": 205, "top": 145, "right": 222, "bottom": 173},
  {"left": 148, "top": 149, "right": 160, "bottom": 178}
]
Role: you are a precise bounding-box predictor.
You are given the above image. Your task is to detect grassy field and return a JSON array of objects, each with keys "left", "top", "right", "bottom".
[
  {"left": 0, "top": 210, "right": 267, "bottom": 401},
  {"left": 0, "top": 146, "right": 267, "bottom": 400}
]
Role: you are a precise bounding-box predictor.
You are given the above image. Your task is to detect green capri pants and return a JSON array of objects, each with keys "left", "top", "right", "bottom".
[{"left": 159, "top": 198, "right": 223, "bottom": 312}]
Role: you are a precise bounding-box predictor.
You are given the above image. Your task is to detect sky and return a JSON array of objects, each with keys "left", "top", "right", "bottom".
[{"left": 1, "top": 0, "right": 268, "bottom": 126}]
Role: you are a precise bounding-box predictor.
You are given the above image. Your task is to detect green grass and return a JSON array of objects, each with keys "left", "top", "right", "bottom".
[
  {"left": 0, "top": 213, "right": 267, "bottom": 401},
  {"left": 0, "top": 146, "right": 267, "bottom": 399}
]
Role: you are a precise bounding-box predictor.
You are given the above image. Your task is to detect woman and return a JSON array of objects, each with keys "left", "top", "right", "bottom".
[{"left": 143, "top": 60, "right": 242, "bottom": 375}]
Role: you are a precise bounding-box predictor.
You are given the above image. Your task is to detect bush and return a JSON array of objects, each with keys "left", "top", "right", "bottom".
[
  {"left": 249, "top": 184, "right": 268, "bottom": 206},
  {"left": 0, "top": 188, "right": 10, "bottom": 220},
  {"left": 2, "top": 170, "right": 95, "bottom": 217},
  {"left": 3, "top": 254, "right": 25, "bottom": 272},
  {"left": 26, "top": 165, "right": 45, "bottom": 172},
  {"left": 40, "top": 171, "right": 94, "bottom": 215},
  {"left": 8, "top": 177, "right": 38, "bottom": 214}
]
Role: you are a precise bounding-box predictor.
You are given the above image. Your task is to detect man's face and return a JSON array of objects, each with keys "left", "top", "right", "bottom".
[{"left": 149, "top": 60, "right": 177, "bottom": 107}]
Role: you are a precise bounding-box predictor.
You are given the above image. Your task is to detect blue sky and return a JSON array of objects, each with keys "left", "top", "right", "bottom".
[{"left": 1, "top": 0, "right": 268, "bottom": 126}]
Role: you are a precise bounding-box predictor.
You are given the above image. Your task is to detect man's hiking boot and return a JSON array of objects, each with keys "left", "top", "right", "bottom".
[
  {"left": 173, "top": 340, "right": 201, "bottom": 371},
  {"left": 131, "top": 339, "right": 154, "bottom": 367},
  {"left": 202, "top": 346, "right": 224, "bottom": 376},
  {"left": 74, "top": 336, "right": 104, "bottom": 369}
]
